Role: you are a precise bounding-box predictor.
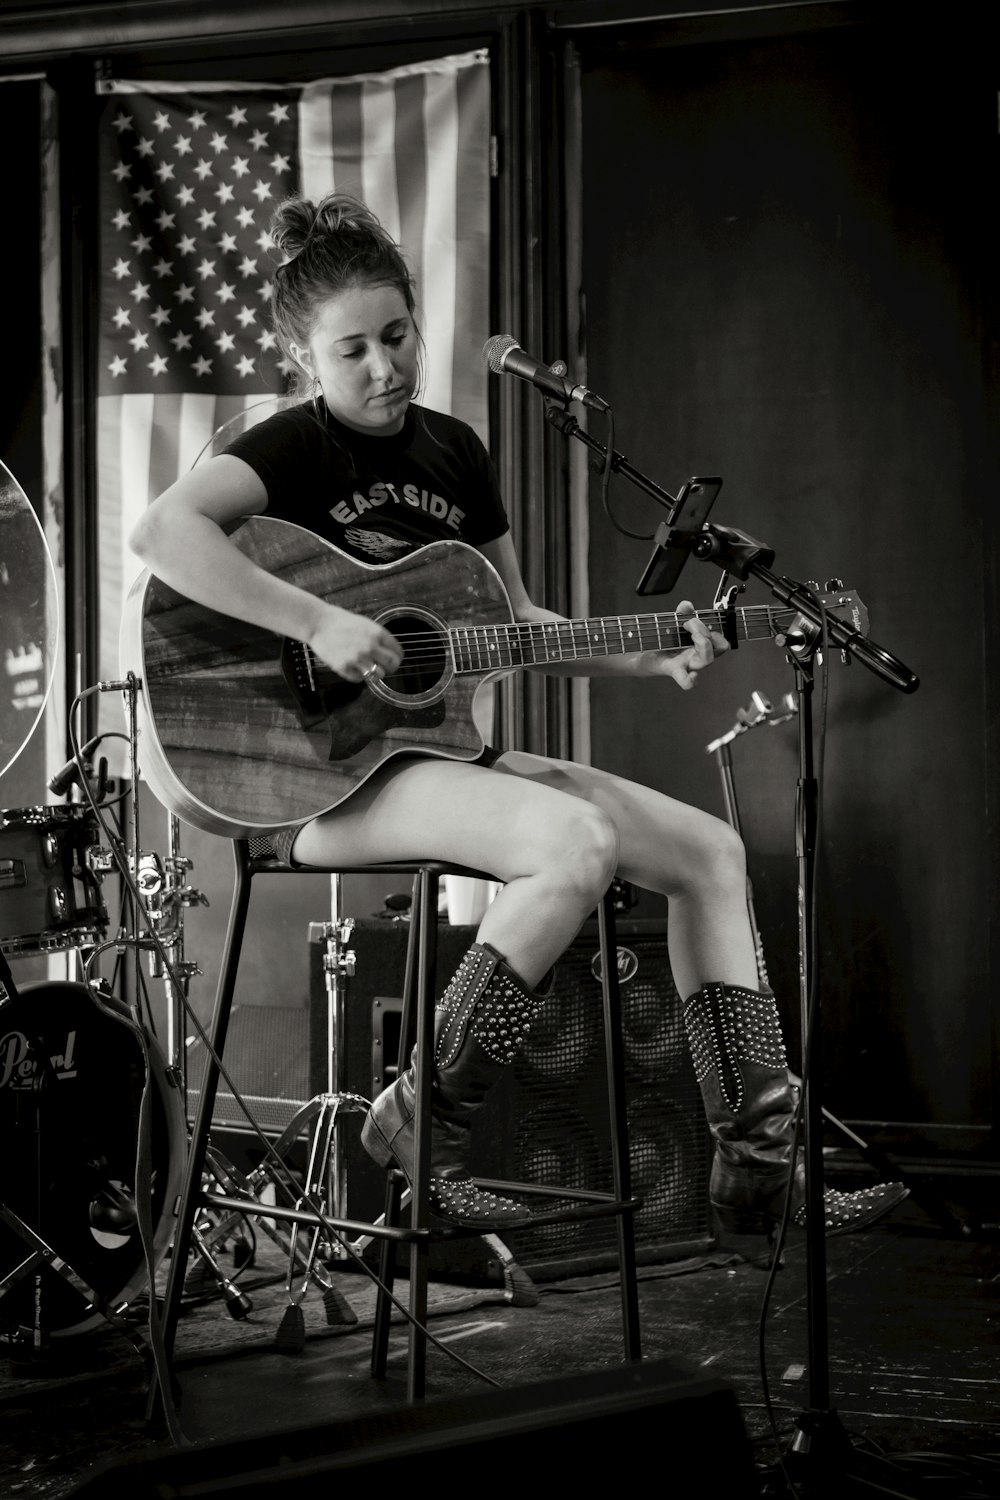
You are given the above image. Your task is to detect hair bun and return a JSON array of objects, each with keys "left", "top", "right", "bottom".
[
  {"left": 315, "top": 195, "right": 381, "bottom": 236},
  {"left": 272, "top": 194, "right": 386, "bottom": 267}
]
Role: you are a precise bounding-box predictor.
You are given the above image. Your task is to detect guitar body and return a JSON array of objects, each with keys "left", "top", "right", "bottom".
[{"left": 120, "top": 517, "right": 513, "bottom": 838}]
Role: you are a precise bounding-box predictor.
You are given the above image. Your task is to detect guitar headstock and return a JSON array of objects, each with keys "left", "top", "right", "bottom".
[
  {"left": 816, "top": 583, "right": 868, "bottom": 637},
  {"left": 775, "top": 581, "right": 869, "bottom": 659}
]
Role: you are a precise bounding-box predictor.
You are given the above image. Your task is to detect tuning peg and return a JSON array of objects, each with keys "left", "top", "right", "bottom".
[{"left": 825, "top": 577, "right": 844, "bottom": 591}]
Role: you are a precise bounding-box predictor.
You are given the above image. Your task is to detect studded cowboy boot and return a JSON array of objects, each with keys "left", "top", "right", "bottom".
[
  {"left": 361, "top": 943, "right": 549, "bottom": 1229},
  {"left": 683, "top": 981, "right": 908, "bottom": 1238}
]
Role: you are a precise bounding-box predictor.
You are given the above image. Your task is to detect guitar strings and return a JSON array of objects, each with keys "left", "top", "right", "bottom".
[{"left": 300, "top": 605, "right": 806, "bottom": 674}]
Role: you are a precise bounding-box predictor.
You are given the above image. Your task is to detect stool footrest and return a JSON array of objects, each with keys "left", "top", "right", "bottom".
[{"left": 199, "top": 1185, "right": 642, "bottom": 1246}]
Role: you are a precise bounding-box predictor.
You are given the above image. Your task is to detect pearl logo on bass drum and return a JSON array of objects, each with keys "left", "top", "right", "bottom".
[{"left": 0, "top": 1026, "right": 78, "bottom": 1090}]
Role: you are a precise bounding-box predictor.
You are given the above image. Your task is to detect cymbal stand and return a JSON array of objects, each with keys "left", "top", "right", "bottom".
[
  {"left": 149, "top": 814, "right": 209, "bottom": 1104},
  {"left": 138, "top": 823, "right": 363, "bottom": 1333},
  {"left": 188, "top": 876, "right": 366, "bottom": 1348}
]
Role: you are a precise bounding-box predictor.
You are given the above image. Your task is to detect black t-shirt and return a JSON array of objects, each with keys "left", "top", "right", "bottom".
[{"left": 224, "top": 399, "right": 509, "bottom": 565}]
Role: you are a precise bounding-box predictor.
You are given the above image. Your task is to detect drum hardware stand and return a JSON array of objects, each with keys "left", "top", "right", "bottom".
[
  {"left": 0, "top": 787, "right": 170, "bottom": 1364},
  {"left": 707, "top": 689, "right": 981, "bottom": 1244},
  {"left": 81, "top": 682, "right": 262, "bottom": 1328},
  {"left": 121, "top": 804, "right": 368, "bottom": 1336},
  {"left": 0, "top": 1196, "right": 153, "bottom": 1367},
  {"left": 194, "top": 898, "right": 366, "bottom": 1346},
  {"left": 132, "top": 829, "right": 356, "bottom": 1327}
]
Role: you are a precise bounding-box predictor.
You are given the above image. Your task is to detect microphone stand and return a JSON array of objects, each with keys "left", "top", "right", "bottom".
[{"left": 544, "top": 399, "right": 922, "bottom": 1486}]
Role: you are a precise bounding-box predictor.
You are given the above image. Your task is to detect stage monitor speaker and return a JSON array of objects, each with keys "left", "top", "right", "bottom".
[
  {"left": 66, "top": 1354, "right": 760, "bottom": 1496},
  {"left": 186, "top": 998, "right": 312, "bottom": 1141},
  {"left": 311, "top": 916, "right": 712, "bottom": 1278}
]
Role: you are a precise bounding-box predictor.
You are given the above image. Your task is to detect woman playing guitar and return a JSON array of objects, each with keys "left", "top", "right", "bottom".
[{"left": 129, "top": 194, "right": 904, "bottom": 1241}]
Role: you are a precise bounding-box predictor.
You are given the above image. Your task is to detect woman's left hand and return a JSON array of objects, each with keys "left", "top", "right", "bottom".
[{"left": 645, "top": 601, "right": 729, "bottom": 690}]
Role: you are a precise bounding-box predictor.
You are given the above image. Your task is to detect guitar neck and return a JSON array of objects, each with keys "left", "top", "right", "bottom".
[{"left": 450, "top": 605, "right": 784, "bottom": 672}]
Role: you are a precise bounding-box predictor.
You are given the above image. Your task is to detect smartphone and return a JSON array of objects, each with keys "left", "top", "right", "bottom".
[{"left": 636, "top": 476, "right": 722, "bottom": 596}]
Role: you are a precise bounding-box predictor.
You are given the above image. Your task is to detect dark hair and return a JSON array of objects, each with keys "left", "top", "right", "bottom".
[{"left": 269, "top": 194, "right": 417, "bottom": 390}]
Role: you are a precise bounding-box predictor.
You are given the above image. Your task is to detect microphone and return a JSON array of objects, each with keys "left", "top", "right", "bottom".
[
  {"left": 483, "top": 334, "right": 609, "bottom": 411},
  {"left": 48, "top": 735, "right": 101, "bottom": 797}
]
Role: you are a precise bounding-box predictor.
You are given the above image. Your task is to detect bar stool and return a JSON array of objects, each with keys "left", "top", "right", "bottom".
[{"left": 155, "top": 836, "right": 643, "bottom": 1406}]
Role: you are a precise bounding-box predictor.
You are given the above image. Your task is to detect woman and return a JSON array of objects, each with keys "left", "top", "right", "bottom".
[{"left": 130, "top": 194, "right": 904, "bottom": 1239}]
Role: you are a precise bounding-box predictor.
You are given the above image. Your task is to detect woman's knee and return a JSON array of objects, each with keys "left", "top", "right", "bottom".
[
  {"left": 678, "top": 814, "right": 748, "bottom": 900},
  {"left": 548, "top": 802, "right": 620, "bottom": 902},
  {"left": 503, "top": 797, "right": 618, "bottom": 906}
]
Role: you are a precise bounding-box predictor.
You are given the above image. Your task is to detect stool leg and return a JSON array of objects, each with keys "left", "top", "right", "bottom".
[
  {"left": 148, "top": 840, "right": 252, "bottom": 1416},
  {"left": 370, "top": 1171, "right": 404, "bottom": 1379},
  {"left": 598, "top": 890, "right": 642, "bottom": 1361},
  {"left": 406, "top": 866, "right": 438, "bottom": 1400}
]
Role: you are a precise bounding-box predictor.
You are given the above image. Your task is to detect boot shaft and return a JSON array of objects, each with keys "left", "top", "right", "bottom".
[
  {"left": 432, "top": 943, "right": 548, "bottom": 1116},
  {"left": 683, "top": 980, "right": 788, "bottom": 1121}
]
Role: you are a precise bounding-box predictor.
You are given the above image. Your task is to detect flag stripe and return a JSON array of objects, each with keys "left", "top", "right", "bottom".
[
  {"left": 420, "top": 67, "right": 460, "bottom": 419},
  {"left": 330, "top": 81, "right": 364, "bottom": 200},
  {"left": 361, "top": 78, "right": 400, "bottom": 245},
  {"left": 453, "top": 61, "right": 492, "bottom": 441},
  {"left": 147, "top": 392, "right": 183, "bottom": 503},
  {"left": 298, "top": 85, "right": 334, "bottom": 200},
  {"left": 395, "top": 70, "right": 428, "bottom": 300}
]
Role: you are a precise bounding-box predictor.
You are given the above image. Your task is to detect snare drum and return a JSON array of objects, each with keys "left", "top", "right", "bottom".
[
  {"left": 0, "top": 979, "right": 185, "bottom": 1337},
  {"left": 0, "top": 805, "right": 109, "bottom": 959}
]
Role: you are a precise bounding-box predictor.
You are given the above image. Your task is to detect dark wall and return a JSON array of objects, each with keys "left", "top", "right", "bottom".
[
  {"left": 1, "top": 80, "right": 48, "bottom": 812},
  {"left": 0, "top": 82, "right": 44, "bottom": 508},
  {"left": 578, "top": 19, "right": 998, "bottom": 1146}
]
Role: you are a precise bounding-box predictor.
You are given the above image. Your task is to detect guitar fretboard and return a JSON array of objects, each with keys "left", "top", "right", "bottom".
[{"left": 449, "top": 605, "right": 788, "bottom": 673}]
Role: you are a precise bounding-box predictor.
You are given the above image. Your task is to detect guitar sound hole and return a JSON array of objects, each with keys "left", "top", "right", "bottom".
[{"left": 383, "top": 615, "right": 447, "bottom": 697}]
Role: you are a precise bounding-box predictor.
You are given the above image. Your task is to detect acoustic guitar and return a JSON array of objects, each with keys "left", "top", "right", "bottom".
[{"left": 120, "top": 515, "right": 867, "bottom": 838}]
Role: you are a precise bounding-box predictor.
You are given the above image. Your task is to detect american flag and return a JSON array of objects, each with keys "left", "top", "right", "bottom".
[{"left": 95, "top": 52, "right": 491, "bottom": 691}]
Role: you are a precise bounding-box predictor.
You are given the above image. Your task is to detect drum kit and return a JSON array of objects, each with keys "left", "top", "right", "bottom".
[
  {"left": 0, "top": 461, "right": 195, "bottom": 1355},
  {"left": 0, "top": 458, "right": 414, "bottom": 1365}
]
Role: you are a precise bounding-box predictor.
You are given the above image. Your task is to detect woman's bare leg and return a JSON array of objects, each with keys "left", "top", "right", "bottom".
[
  {"left": 289, "top": 756, "right": 621, "bottom": 987},
  {"left": 488, "top": 750, "right": 759, "bottom": 998}
]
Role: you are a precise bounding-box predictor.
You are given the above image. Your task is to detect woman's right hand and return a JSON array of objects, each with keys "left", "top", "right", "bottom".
[{"left": 308, "top": 603, "right": 404, "bottom": 683}]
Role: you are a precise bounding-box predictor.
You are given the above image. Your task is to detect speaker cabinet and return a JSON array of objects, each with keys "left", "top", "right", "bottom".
[
  {"left": 186, "top": 999, "right": 312, "bottom": 1140},
  {"left": 188, "top": 917, "right": 711, "bottom": 1278},
  {"left": 311, "top": 916, "right": 712, "bottom": 1277}
]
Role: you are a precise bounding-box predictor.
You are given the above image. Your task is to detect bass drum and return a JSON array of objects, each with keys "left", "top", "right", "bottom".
[{"left": 0, "top": 980, "right": 185, "bottom": 1338}]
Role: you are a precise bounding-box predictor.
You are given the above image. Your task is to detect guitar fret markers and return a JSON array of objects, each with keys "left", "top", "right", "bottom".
[{"left": 452, "top": 607, "right": 783, "bottom": 670}]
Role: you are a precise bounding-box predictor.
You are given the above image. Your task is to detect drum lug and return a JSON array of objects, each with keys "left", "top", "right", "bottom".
[{"left": 48, "top": 885, "right": 69, "bottom": 923}]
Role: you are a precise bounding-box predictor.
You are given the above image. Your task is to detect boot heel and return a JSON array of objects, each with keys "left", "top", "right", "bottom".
[
  {"left": 712, "top": 1203, "right": 770, "bottom": 1237},
  {"left": 712, "top": 1208, "right": 781, "bottom": 1269},
  {"left": 360, "top": 1112, "right": 394, "bottom": 1170}
]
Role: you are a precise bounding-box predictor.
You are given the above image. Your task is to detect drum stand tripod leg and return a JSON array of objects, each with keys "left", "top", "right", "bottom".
[
  {"left": 194, "top": 1100, "right": 361, "bottom": 1336},
  {"left": 0, "top": 1202, "right": 151, "bottom": 1365},
  {"left": 192, "top": 893, "right": 367, "bottom": 1343},
  {"left": 187, "top": 1223, "right": 253, "bottom": 1320}
]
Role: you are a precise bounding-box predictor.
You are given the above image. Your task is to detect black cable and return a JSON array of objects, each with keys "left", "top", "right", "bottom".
[{"left": 595, "top": 406, "right": 659, "bottom": 542}]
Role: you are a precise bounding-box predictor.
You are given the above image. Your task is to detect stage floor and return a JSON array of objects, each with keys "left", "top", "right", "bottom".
[{"left": 1, "top": 1182, "right": 998, "bottom": 1498}]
